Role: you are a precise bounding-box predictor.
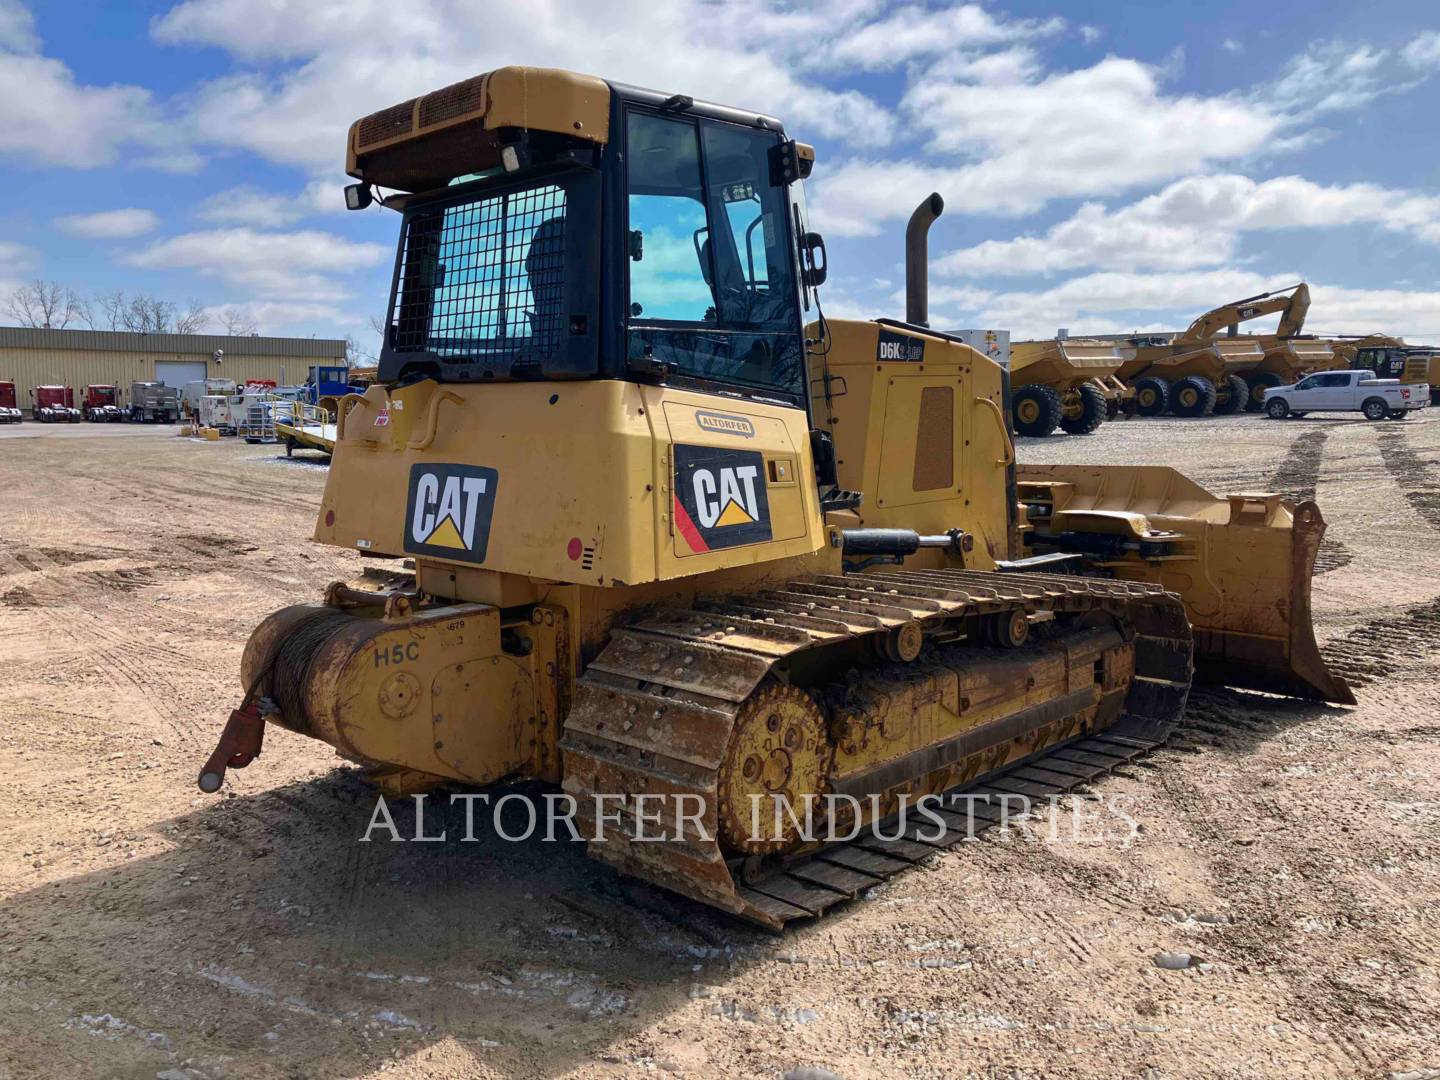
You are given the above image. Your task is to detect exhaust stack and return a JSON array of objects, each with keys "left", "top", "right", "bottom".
[{"left": 905, "top": 192, "right": 945, "bottom": 328}]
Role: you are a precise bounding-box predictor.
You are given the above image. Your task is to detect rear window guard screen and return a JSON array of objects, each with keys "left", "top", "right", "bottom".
[{"left": 391, "top": 184, "right": 568, "bottom": 366}]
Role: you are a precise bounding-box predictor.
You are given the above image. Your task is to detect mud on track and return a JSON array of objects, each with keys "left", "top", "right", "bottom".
[{"left": 3, "top": 419, "right": 1440, "bottom": 1079}]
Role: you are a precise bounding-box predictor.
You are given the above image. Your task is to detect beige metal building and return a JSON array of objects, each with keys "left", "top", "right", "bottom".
[{"left": 0, "top": 326, "right": 347, "bottom": 415}]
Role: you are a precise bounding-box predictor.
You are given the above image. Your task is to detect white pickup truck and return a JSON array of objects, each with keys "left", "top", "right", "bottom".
[{"left": 1263, "top": 369, "right": 1429, "bottom": 421}]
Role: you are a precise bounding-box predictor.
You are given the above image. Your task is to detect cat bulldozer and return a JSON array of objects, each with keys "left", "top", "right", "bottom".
[
  {"left": 197, "top": 68, "right": 1351, "bottom": 928},
  {"left": 1007, "top": 337, "right": 1133, "bottom": 437}
]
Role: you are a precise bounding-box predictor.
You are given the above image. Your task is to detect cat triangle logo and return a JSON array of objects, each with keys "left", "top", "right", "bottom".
[
  {"left": 404, "top": 463, "right": 500, "bottom": 564},
  {"left": 422, "top": 515, "right": 467, "bottom": 549},
  {"left": 714, "top": 499, "right": 755, "bottom": 527}
]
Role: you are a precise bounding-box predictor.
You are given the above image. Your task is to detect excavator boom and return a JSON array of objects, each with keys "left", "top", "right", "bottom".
[{"left": 1178, "top": 283, "right": 1311, "bottom": 343}]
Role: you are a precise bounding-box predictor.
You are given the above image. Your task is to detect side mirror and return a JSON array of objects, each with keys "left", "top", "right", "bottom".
[
  {"left": 629, "top": 229, "right": 644, "bottom": 262},
  {"left": 344, "top": 183, "right": 373, "bottom": 211},
  {"left": 801, "top": 232, "right": 827, "bottom": 288}
]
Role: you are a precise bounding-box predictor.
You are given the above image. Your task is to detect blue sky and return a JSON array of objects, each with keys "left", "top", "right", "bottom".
[{"left": 1, "top": 0, "right": 1438, "bottom": 350}]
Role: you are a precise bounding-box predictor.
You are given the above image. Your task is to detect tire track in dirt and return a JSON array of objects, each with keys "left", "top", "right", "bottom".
[
  {"left": 1266, "top": 428, "right": 1353, "bottom": 574},
  {"left": 0, "top": 541, "right": 206, "bottom": 746},
  {"left": 1377, "top": 424, "right": 1440, "bottom": 531},
  {"left": 1321, "top": 594, "right": 1440, "bottom": 686}
]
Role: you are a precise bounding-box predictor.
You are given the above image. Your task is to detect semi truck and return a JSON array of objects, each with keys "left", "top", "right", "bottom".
[
  {"left": 129, "top": 381, "right": 181, "bottom": 423},
  {"left": 0, "top": 380, "right": 20, "bottom": 423},
  {"left": 81, "top": 385, "right": 125, "bottom": 422},
  {"left": 32, "top": 385, "right": 81, "bottom": 423}
]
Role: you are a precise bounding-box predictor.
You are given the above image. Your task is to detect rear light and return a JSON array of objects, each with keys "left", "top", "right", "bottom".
[{"left": 1402, "top": 389, "right": 1411, "bottom": 399}]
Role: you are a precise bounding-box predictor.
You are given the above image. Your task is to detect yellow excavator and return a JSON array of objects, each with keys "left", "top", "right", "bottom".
[
  {"left": 1342, "top": 336, "right": 1440, "bottom": 397},
  {"left": 1115, "top": 288, "right": 1315, "bottom": 418},
  {"left": 1181, "top": 283, "right": 1342, "bottom": 411},
  {"left": 197, "top": 68, "right": 1351, "bottom": 929}
]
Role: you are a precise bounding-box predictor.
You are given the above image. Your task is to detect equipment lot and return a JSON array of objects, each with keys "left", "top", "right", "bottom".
[{"left": 2, "top": 418, "right": 1437, "bottom": 1079}]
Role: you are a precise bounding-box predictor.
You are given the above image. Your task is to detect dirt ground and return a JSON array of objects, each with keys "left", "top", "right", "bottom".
[{"left": 1, "top": 414, "right": 1437, "bottom": 1080}]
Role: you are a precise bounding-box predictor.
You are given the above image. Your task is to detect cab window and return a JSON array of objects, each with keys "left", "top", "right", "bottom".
[{"left": 625, "top": 110, "right": 803, "bottom": 400}]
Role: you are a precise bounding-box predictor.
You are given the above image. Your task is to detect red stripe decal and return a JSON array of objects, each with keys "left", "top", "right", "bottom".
[{"left": 673, "top": 495, "right": 710, "bottom": 553}]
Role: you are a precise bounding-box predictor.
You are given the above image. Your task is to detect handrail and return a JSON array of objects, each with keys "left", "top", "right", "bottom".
[
  {"left": 407, "top": 389, "right": 464, "bottom": 451},
  {"left": 975, "top": 395, "right": 1015, "bottom": 466}
]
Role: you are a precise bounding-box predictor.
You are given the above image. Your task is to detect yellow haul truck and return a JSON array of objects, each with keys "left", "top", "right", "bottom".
[
  {"left": 198, "top": 68, "right": 1351, "bottom": 928},
  {"left": 1240, "top": 334, "right": 1339, "bottom": 411},
  {"left": 1007, "top": 338, "right": 1133, "bottom": 437},
  {"left": 1117, "top": 286, "right": 1313, "bottom": 418},
  {"left": 1114, "top": 338, "right": 1256, "bottom": 417}
]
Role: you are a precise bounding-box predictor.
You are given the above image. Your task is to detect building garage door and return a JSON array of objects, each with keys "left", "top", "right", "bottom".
[{"left": 154, "top": 360, "right": 207, "bottom": 387}]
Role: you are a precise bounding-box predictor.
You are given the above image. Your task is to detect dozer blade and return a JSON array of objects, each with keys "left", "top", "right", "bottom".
[
  {"left": 560, "top": 568, "right": 1193, "bottom": 930},
  {"left": 1016, "top": 464, "right": 1354, "bottom": 705}
]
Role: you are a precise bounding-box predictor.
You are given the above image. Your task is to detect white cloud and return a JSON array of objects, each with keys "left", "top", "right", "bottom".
[
  {"left": 122, "top": 228, "right": 386, "bottom": 301},
  {"left": 200, "top": 298, "right": 357, "bottom": 336},
  {"left": 0, "top": 0, "right": 35, "bottom": 51},
  {"left": 154, "top": 0, "right": 896, "bottom": 173},
  {"left": 924, "top": 268, "right": 1440, "bottom": 341},
  {"left": 196, "top": 181, "right": 338, "bottom": 227},
  {"left": 934, "top": 174, "right": 1440, "bottom": 277},
  {"left": 826, "top": 3, "right": 1062, "bottom": 71},
  {"left": 1267, "top": 42, "right": 1391, "bottom": 115},
  {"left": 1078, "top": 25, "right": 1101, "bottom": 46},
  {"left": 56, "top": 208, "right": 161, "bottom": 240},
  {"left": 0, "top": 3, "right": 192, "bottom": 170},
  {"left": 811, "top": 56, "right": 1285, "bottom": 235},
  {"left": 1402, "top": 30, "right": 1440, "bottom": 70},
  {"left": 0, "top": 239, "right": 37, "bottom": 269},
  {"left": 1222, "top": 38, "right": 1243, "bottom": 54}
]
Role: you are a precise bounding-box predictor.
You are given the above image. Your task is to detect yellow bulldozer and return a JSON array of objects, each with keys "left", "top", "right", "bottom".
[
  {"left": 1007, "top": 337, "right": 1133, "bottom": 437},
  {"left": 198, "top": 67, "right": 1351, "bottom": 929}
]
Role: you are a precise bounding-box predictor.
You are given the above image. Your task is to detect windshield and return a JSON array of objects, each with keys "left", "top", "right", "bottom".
[{"left": 626, "top": 111, "right": 804, "bottom": 399}]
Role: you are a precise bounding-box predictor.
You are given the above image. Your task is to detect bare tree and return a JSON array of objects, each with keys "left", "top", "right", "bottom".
[
  {"left": 173, "top": 298, "right": 209, "bottom": 335},
  {"left": 123, "top": 293, "right": 175, "bottom": 333},
  {"left": 97, "top": 289, "right": 129, "bottom": 331},
  {"left": 344, "top": 333, "right": 377, "bottom": 366},
  {"left": 5, "top": 279, "right": 86, "bottom": 329},
  {"left": 218, "top": 307, "right": 259, "bottom": 336}
]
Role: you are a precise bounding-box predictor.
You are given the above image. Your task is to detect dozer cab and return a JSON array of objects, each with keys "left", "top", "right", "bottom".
[
  {"left": 1007, "top": 337, "right": 1133, "bottom": 437},
  {"left": 198, "top": 67, "right": 1351, "bottom": 929}
]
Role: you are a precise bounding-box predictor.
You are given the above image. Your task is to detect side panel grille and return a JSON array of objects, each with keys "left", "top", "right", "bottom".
[
  {"left": 418, "top": 75, "right": 487, "bottom": 129},
  {"left": 357, "top": 98, "right": 418, "bottom": 150}
]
